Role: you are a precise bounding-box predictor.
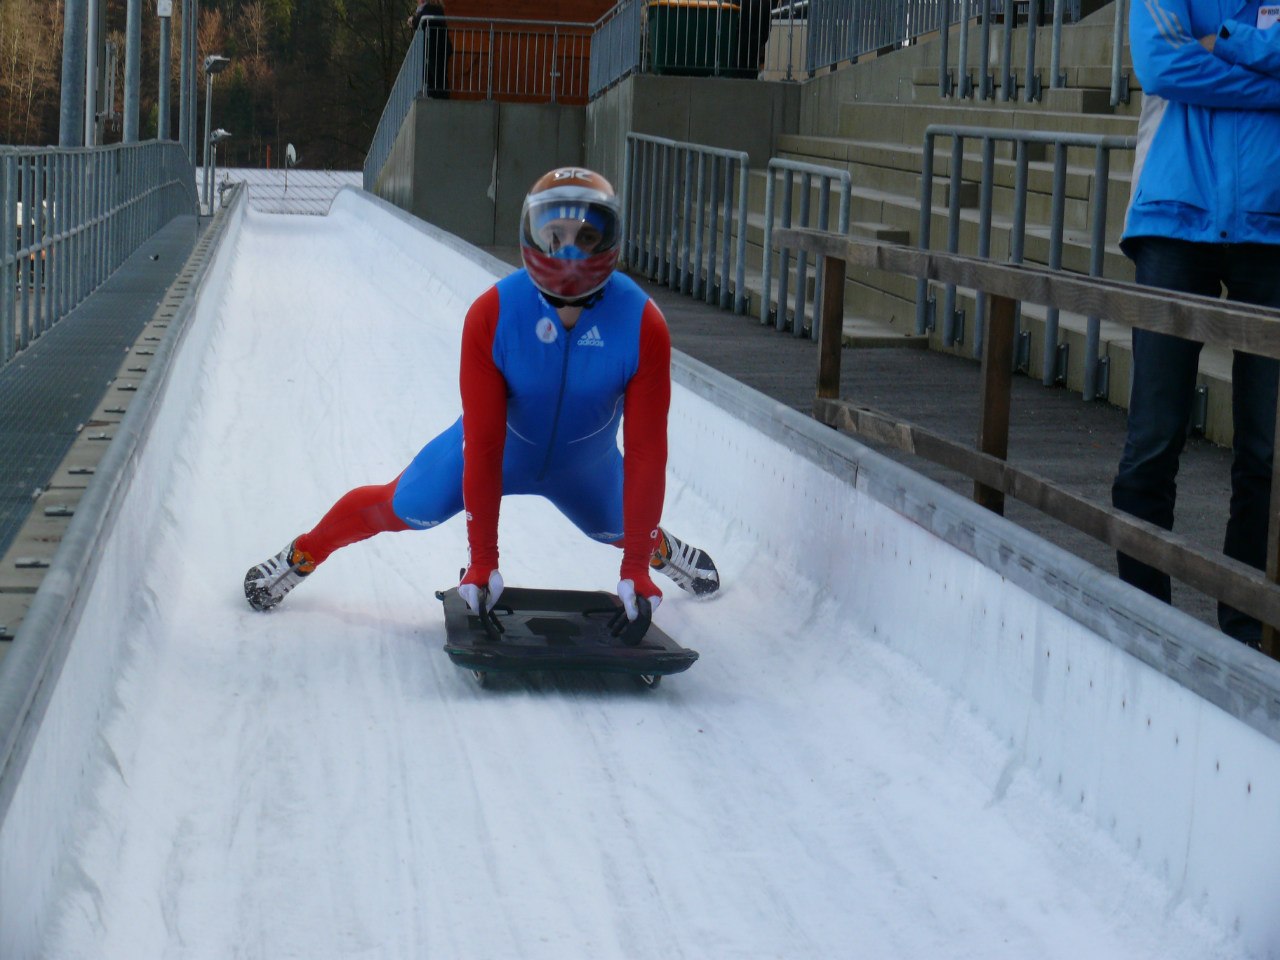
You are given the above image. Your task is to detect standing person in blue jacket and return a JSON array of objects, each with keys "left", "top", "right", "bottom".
[{"left": 1113, "top": 1, "right": 1280, "bottom": 648}]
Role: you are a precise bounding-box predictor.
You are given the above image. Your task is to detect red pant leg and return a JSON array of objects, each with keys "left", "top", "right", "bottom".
[{"left": 294, "top": 475, "right": 411, "bottom": 566}]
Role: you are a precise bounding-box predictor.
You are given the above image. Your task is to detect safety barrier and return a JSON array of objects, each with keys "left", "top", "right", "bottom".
[
  {"left": 1, "top": 142, "right": 196, "bottom": 367},
  {"left": 914, "top": 124, "right": 1135, "bottom": 400},
  {"left": 623, "top": 132, "right": 750, "bottom": 314},
  {"left": 933, "top": 0, "right": 1125, "bottom": 103},
  {"left": 761, "top": 157, "right": 850, "bottom": 340}
]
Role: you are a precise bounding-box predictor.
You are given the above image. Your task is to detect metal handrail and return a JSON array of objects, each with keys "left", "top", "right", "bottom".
[
  {"left": 915, "top": 123, "right": 1135, "bottom": 400},
  {"left": 623, "top": 133, "right": 750, "bottom": 313},
  {"left": 1, "top": 142, "right": 196, "bottom": 367},
  {"left": 761, "top": 158, "right": 851, "bottom": 340},
  {"left": 937, "top": 0, "right": 1129, "bottom": 104}
]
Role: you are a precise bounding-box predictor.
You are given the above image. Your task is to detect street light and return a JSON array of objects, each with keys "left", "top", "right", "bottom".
[
  {"left": 201, "top": 54, "right": 231, "bottom": 214},
  {"left": 209, "top": 128, "right": 232, "bottom": 212}
]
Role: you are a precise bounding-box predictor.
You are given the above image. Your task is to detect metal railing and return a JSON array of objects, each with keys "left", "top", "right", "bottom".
[
  {"left": 623, "top": 133, "right": 750, "bottom": 313},
  {"left": 935, "top": 0, "right": 1128, "bottom": 104},
  {"left": 2, "top": 142, "right": 196, "bottom": 367},
  {"left": 914, "top": 124, "right": 1135, "bottom": 400},
  {"left": 590, "top": 0, "right": 806, "bottom": 96},
  {"left": 761, "top": 158, "right": 851, "bottom": 340},
  {"left": 436, "top": 16, "right": 594, "bottom": 102},
  {"left": 365, "top": 16, "right": 595, "bottom": 189},
  {"left": 589, "top": 1, "right": 1118, "bottom": 99},
  {"left": 365, "top": 25, "right": 424, "bottom": 191}
]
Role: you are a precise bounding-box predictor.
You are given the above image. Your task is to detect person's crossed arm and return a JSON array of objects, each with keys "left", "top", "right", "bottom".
[
  {"left": 1203, "top": 9, "right": 1280, "bottom": 78},
  {"left": 1132, "top": 0, "right": 1280, "bottom": 107}
]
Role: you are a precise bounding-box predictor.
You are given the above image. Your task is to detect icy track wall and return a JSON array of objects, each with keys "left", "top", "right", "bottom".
[
  {"left": 2, "top": 186, "right": 1280, "bottom": 958},
  {"left": 0, "top": 192, "right": 249, "bottom": 960},
  {"left": 674, "top": 358, "right": 1280, "bottom": 955}
]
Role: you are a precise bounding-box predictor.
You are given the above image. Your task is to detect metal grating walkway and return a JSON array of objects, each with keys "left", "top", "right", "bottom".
[{"left": 0, "top": 216, "right": 199, "bottom": 560}]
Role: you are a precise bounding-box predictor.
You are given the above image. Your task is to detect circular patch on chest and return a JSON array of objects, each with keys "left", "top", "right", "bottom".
[{"left": 535, "top": 317, "right": 558, "bottom": 344}]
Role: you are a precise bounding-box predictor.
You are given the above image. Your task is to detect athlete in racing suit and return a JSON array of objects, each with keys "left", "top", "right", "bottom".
[{"left": 244, "top": 167, "right": 719, "bottom": 620}]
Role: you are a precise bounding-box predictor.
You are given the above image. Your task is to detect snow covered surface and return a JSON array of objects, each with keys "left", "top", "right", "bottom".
[{"left": 3, "top": 190, "right": 1275, "bottom": 958}]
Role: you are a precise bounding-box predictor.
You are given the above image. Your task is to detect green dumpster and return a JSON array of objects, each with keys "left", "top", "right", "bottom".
[{"left": 647, "top": 1, "right": 752, "bottom": 78}]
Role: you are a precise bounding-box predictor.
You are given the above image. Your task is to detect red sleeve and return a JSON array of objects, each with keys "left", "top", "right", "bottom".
[
  {"left": 460, "top": 286, "right": 506, "bottom": 573},
  {"left": 619, "top": 300, "right": 671, "bottom": 582}
]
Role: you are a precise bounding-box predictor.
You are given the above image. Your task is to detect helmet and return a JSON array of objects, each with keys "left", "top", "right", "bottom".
[{"left": 519, "top": 167, "right": 622, "bottom": 302}]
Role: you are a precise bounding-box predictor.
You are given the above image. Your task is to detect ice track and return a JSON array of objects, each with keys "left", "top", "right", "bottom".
[{"left": 29, "top": 193, "right": 1255, "bottom": 958}]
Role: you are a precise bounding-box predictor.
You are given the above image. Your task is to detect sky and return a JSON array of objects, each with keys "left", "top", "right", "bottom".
[{"left": 33, "top": 193, "right": 1255, "bottom": 959}]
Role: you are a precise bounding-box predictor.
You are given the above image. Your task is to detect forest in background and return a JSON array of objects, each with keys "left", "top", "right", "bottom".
[{"left": 0, "top": 0, "right": 612, "bottom": 169}]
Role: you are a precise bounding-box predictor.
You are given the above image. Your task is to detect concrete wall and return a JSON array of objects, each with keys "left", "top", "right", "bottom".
[
  {"left": 374, "top": 75, "right": 799, "bottom": 233},
  {"left": 586, "top": 74, "right": 801, "bottom": 190},
  {"left": 374, "top": 98, "right": 585, "bottom": 247}
]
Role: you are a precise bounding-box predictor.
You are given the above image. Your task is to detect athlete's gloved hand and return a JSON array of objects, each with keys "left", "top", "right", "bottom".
[
  {"left": 617, "top": 572, "right": 662, "bottom": 621},
  {"left": 459, "top": 566, "right": 504, "bottom": 616}
]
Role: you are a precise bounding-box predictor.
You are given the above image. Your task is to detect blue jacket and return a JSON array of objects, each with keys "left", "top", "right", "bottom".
[{"left": 1124, "top": 1, "right": 1280, "bottom": 250}]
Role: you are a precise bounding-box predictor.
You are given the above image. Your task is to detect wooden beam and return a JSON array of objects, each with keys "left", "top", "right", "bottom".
[
  {"left": 772, "top": 228, "right": 1280, "bottom": 359},
  {"left": 816, "top": 254, "right": 846, "bottom": 400},
  {"left": 815, "top": 397, "right": 1280, "bottom": 629},
  {"left": 975, "top": 293, "right": 1016, "bottom": 514}
]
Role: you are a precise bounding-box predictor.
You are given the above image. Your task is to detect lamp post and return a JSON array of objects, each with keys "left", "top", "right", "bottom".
[
  {"left": 201, "top": 53, "right": 230, "bottom": 214},
  {"left": 209, "top": 128, "right": 231, "bottom": 211}
]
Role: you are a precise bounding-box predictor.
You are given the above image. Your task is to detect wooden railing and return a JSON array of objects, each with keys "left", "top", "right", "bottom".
[{"left": 775, "top": 225, "right": 1280, "bottom": 658}]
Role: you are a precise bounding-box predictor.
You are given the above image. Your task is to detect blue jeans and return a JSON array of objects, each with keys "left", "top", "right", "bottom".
[{"left": 1112, "top": 238, "right": 1280, "bottom": 644}]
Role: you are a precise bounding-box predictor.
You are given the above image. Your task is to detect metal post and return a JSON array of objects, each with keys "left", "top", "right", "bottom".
[
  {"left": 622, "top": 136, "right": 635, "bottom": 267},
  {"left": 1010, "top": 138, "right": 1029, "bottom": 356},
  {"left": 1050, "top": 0, "right": 1066, "bottom": 88},
  {"left": 816, "top": 254, "right": 847, "bottom": 400},
  {"left": 1041, "top": 142, "right": 1068, "bottom": 385},
  {"left": 158, "top": 4, "right": 172, "bottom": 139},
  {"left": 59, "top": 0, "right": 87, "bottom": 145},
  {"left": 188, "top": 0, "right": 200, "bottom": 157},
  {"left": 915, "top": 131, "right": 936, "bottom": 336},
  {"left": 943, "top": 135, "right": 964, "bottom": 346},
  {"left": 124, "top": 0, "right": 141, "bottom": 141},
  {"left": 85, "top": 0, "right": 99, "bottom": 145},
  {"left": 1000, "top": 0, "right": 1015, "bottom": 100},
  {"left": 979, "top": 0, "right": 993, "bottom": 99},
  {"left": 178, "top": 0, "right": 190, "bottom": 155},
  {"left": 1024, "top": 0, "right": 1042, "bottom": 102},
  {"left": 692, "top": 152, "right": 706, "bottom": 300},
  {"left": 201, "top": 56, "right": 230, "bottom": 214},
  {"left": 1, "top": 154, "right": 14, "bottom": 364},
  {"left": 1083, "top": 145, "right": 1112, "bottom": 402},
  {"left": 718, "top": 157, "right": 732, "bottom": 310},
  {"left": 1110, "top": 0, "right": 1130, "bottom": 106},
  {"left": 705, "top": 155, "right": 720, "bottom": 304},
  {"left": 733, "top": 154, "right": 748, "bottom": 315},
  {"left": 939, "top": 0, "right": 953, "bottom": 97},
  {"left": 974, "top": 136, "right": 995, "bottom": 358},
  {"left": 777, "top": 173, "right": 793, "bottom": 332},
  {"left": 793, "top": 172, "right": 812, "bottom": 337},
  {"left": 202, "top": 69, "right": 213, "bottom": 211},
  {"left": 958, "top": 0, "right": 972, "bottom": 98},
  {"left": 761, "top": 166, "right": 775, "bottom": 325}
]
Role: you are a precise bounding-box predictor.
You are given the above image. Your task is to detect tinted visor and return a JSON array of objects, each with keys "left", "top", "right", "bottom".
[{"left": 520, "top": 197, "right": 621, "bottom": 258}]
